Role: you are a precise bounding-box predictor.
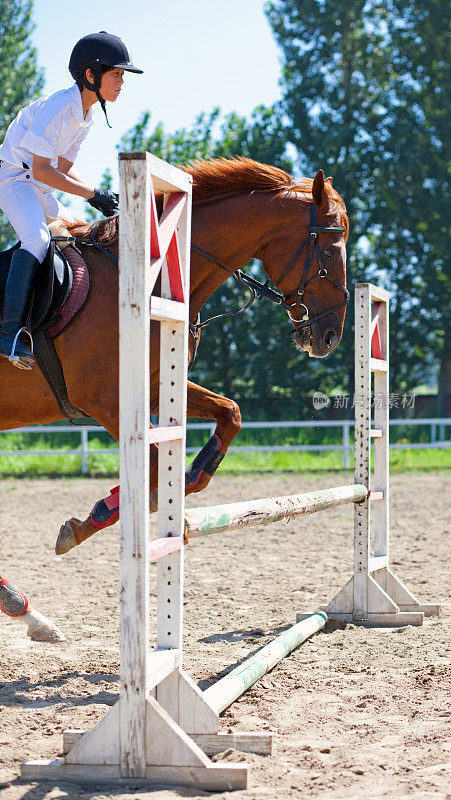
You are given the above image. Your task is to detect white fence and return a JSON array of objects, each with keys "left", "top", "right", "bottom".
[{"left": 1, "top": 418, "right": 449, "bottom": 473}]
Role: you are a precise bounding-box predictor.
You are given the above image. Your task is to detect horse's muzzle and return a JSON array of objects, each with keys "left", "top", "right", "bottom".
[{"left": 293, "top": 320, "right": 341, "bottom": 358}]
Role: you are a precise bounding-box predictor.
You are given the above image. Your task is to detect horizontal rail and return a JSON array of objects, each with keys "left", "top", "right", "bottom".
[
  {"left": 147, "top": 484, "right": 367, "bottom": 562},
  {"left": 184, "top": 484, "right": 367, "bottom": 538}
]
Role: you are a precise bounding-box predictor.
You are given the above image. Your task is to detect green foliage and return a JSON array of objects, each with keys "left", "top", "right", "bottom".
[
  {"left": 265, "top": 0, "right": 449, "bottom": 404},
  {"left": 0, "top": 0, "right": 45, "bottom": 248},
  {"left": 112, "top": 2, "right": 447, "bottom": 417},
  {"left": 118, "top": 105, "right": 292, "bottom": 171}
]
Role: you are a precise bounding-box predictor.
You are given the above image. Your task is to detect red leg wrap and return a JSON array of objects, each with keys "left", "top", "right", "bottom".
[
  {"left": 0, "top": 578, "right": 29, "bottom": 617},
  {"left": 90, "top": 484, "right": 120, "bottom": 529}
]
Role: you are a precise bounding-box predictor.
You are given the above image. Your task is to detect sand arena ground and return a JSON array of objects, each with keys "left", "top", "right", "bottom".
[{"left": 0, "top": 471, "right": 450, "bottom": 800}]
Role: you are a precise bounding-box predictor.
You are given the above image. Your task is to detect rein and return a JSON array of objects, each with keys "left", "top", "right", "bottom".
[{"left": 51, "top": 225, "right": 119, "bottom": 266}]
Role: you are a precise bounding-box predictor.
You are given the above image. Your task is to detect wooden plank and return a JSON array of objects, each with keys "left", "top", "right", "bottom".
[
  {"left": 155, "top": 169, "right": 191, "bottom": 654},
  {"left": 155, "top": 669, "right": 219, "bottom": 736},
  {"left": 21, "top": 760, "right": 249, "bottom": 791},
  {"left": 119, "top": 152, "right": 192, "bottom": 193},
  {"left": 370, "top": 358, "right": 389, "bottom": 372},
  {"left": 150, "top": 297, "right": 187, "bottom": 323},
  {"left": 146, "top": 650, "right": 182, "bottom": 691},
  {"left": 354, "top": 285, "right": 371, "bottom": 619},
  {"left": 373, "top": 296, "right": 390, "bottom": 565},
  {"left": 369, "top": 556, "right": 388, "bottom": 571},
  {"left": 355, "top": 282, "right": 390, "bottom": 302},
  {"left": 63, "top": 729, "right": 271, "bottom": 758},
  {"left": 148, "top": 426, "right": 184, "bottom": 444},
  {"left": 65, "top": 702, "right": 119, "bottom": 764},
  {"left": 314, "top": 612, "right": 425, "bottom": 627}
]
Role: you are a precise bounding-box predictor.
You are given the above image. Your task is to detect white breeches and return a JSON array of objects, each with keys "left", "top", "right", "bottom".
[{"left": 0, "top": 162, "right": 76, "bottom": 263}]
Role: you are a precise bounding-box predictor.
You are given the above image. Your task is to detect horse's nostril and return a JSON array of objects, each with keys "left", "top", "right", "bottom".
[{"left": 325, "top": 329, "right": 338, "bottom": 349}]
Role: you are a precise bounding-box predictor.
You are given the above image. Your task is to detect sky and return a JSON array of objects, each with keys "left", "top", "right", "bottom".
[{"left": 31, "top": 0, "right": 283, "bottom": 216}]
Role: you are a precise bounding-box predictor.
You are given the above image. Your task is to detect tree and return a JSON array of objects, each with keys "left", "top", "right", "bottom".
[
  {"left": 0, "top": 0, "right": 45, "bottom": 248},
  {"left": 265, "top": 0, "right": 449, "bottom": 409},
  {"left": 369, "top": 0, "right": 450, "bottom": 411}
]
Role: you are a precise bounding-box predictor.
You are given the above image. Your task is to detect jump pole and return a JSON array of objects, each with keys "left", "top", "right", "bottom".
[
  {"left": 148, "top": 484, "right": 367, "bottom": 561},
  {"left": 203, "top": 612, "right": 327, "bottom": 715}
]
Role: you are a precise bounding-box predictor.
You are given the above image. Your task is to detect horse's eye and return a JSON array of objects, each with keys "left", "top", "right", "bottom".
[{"left": 323, "top": 249, "right": 334, "bottom": 259}]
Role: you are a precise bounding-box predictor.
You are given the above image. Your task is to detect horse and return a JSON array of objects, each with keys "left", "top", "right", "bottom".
[{"left": 1, "top": 156, "right": 349, "bottom": 638}]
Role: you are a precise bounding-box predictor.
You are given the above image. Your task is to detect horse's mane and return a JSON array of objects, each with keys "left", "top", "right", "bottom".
[
  {"left": 185, "top": 156, "right": 312, "bottom": 200},
  {"left": 63, "top": 156, "right": 346, "bottom": 243}
]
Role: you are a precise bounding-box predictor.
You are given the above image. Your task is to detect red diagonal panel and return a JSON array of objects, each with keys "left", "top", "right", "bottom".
[
  {"left": 150, "top": 193, "right": 186, "bottom": 300},
  {"left": 371, "top": 305, "right": 383, "bottom": 360},
  {"left": 166, "top": 232, "right": 185, "bottom": 302},
  {"left": 156, "top": 193, "right": 186, "bottom": 261}
]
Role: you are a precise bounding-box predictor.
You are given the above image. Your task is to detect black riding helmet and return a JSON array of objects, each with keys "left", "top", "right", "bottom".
[{"left": 69, "top": 31, "right": 143, "bottom": 127}]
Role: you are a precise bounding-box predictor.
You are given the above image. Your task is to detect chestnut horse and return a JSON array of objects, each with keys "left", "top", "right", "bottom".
[{"left": 1, "top": 157, "right": 349, "bottom": 637}]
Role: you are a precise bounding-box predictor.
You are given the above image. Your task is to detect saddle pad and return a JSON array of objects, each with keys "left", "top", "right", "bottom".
[{"left": 48, "top": 245, "right": 90, "bottom": 338}]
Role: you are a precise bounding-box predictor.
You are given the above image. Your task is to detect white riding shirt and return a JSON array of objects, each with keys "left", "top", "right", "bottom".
[
  {"left": 0, "top": 83, "right": 94, "bottom": 175},
  {"left": 0, "top": 83, "right": 93, "bottom": 261}
]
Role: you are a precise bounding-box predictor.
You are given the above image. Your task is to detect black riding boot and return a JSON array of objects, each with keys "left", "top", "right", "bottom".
[{"left": 0, "top": 248, "right": 40, "bottom": 369}]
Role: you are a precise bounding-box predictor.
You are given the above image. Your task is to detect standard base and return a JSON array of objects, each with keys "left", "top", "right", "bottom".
[
  {"left": 298, "top": 609, "right": 437, "bottom": 627},
  {"left": 21, "top": 759, "right": 248, "bottom": 791},
  {"left": 300, "top": 567, "right": 440, "bottom": 628}
]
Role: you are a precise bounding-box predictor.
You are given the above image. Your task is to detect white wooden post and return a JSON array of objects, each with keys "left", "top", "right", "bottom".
[{"left": 119, "top": 153, "right": 152, "bottom": 776}]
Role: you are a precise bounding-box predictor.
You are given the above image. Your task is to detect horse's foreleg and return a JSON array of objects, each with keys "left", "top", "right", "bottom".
[
  {"left": 55, "top": 442, "right": 159, "bottom": 555},
  {"left": 0, "top": 574, "right": 65, "bottom": 641},
  {"left": 184, "top": 381, "right": 241, "bottom": 495},
  {"left": 56, "top": 383, "right": 240, "bottom": 555}
]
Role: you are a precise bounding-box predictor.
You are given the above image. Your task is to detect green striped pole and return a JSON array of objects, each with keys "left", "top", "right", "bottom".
[
  {"left": 203, "top": 612, "right": 327, "bottom": 714},
  {"left": 185, "top": 485, "right": 367, "bottom": 539}
]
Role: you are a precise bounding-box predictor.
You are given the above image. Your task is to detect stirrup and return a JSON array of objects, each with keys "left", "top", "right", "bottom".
[{"left": 9, "top": 327, "right": 34, "bottom": 370}]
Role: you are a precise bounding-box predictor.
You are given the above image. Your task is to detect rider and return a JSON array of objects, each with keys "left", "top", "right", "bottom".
[{"left": 0, "top": 31, "right": 143, "bottom": 369}]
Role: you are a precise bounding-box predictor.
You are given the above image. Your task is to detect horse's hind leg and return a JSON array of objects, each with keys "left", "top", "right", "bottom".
[{"left": 0, "top": 574, "right": 65, "bottom": 641}]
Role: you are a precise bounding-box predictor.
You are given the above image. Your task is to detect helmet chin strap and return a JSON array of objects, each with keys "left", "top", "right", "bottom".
[{"left": 83, "top": 67, "right": 112, "bottom": 128}]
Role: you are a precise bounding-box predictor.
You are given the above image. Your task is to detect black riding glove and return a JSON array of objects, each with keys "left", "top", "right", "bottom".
[{"left": 87, "top": 188, "right": 119, "bottom": 217}]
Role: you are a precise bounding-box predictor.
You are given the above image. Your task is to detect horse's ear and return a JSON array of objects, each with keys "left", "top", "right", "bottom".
[
  {"left": 325, "top": 176, "right": 333, "bottom": 186},
  {"left": 312, "top": 169, "right": 332, "bottom": 212}
]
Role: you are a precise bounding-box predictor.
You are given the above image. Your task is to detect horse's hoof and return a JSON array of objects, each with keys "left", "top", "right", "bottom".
[
  {"left": 55, "top": 519, "right": 79, "bottom": 555},
  {"left": 25, "top": 609, "right": 66, "bottom": 642}
]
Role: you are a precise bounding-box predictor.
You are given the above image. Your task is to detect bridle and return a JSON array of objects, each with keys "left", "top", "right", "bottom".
[
  {"left": 191, "top": 201, "right": 349, "bottom": 334},
  {"left": 275, "top": 202, "right": 349, "bottom": 328}
]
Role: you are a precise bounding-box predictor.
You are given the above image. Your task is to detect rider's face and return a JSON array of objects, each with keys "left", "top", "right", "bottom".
[{"left": 99, "top": 68, "right": 124, "bottom": 102}]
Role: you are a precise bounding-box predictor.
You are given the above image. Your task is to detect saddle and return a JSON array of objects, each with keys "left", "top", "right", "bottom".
[
  {"left": 0, "top": 239, "right": 73, "bottom": 331},
  {"left": 0, "top": 237, "right": 91, "bottom": 421}
]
